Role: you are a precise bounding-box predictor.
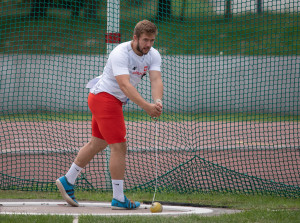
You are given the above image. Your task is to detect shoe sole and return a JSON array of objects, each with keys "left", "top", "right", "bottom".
[
  {"left": 56, "top": 179, "right": 79, "bottom": 207},
  {"left": 111, "top": 205, "right": 140, "bottom": 210}
]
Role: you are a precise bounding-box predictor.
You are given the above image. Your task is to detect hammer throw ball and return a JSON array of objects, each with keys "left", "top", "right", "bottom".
[{"left": 150, "top": 202, "right": 163, "bottom": 213}]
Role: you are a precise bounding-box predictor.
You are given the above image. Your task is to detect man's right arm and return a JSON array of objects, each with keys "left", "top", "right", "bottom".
[{"left": 115, "top": 75, "right": 162, "bottom": 118}]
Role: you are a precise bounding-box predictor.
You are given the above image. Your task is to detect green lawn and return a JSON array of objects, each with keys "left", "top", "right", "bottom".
[
  {"left": 0, "top": 190, "right": 299, "bottom": 222},
  {"left": 0, "top": 215, "right": 73, "bottom": 223}
]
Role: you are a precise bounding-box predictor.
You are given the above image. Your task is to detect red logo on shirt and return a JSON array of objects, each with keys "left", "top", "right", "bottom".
[{"left": 132, "top": 66, "right": 148, "bottom": 76}]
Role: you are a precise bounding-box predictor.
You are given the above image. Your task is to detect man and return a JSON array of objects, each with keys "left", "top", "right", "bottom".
[{"left": 56, "top": 20, "right": 163, "bottom": 210}]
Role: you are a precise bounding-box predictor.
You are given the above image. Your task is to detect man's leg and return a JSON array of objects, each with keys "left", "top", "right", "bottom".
[
  {"left": 75, "top": 136, "right": 108, "bottom": 168},
  {"left": 56, "top": 136, "right": 107, "bottom": 206},
  {"left": 64, "top": 136, "right": 108, "bottom": 184},
  {"left": 109, "top": 142, "right": 126, "bottom": 202},
  {"left": 109, "top": 142, "right": 140, "bottom": 209},
  {"left": 109, "top": 142, "right": 127, "bottom": 180}
]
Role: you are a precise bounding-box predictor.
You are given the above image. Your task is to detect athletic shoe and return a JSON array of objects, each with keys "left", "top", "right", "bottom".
[
  {"left": 56, "top": 176, "right": 79, "bottom": 207},
  {"left": 111, "top": 196, "right": 140, "bottom": 210}
]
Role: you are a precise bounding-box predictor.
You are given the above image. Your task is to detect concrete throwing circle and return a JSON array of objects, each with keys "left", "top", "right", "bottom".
[{"left": 0, "top": 201, "right": 213, "bottom": 216}]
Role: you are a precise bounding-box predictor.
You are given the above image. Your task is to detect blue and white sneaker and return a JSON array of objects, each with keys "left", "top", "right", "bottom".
[
  {"left": 56, "top": 176, "right": 79, "bottom": 207},
  {"left": 111, "top": 196, "right": 140, "bottom": 210}
]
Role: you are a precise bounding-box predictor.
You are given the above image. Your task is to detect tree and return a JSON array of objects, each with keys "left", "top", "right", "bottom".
[
  {"left": 29, "top": 0, "right": 50, "bottom": 18},
  {"left": 156, "top": 0, "right": 171, "bottom": 21},
  {"left": 225, "top": 0, "right": 232, "bottom": 20},
  {"left": 29, "top": 0, "right": 97, "bottom": 19}
]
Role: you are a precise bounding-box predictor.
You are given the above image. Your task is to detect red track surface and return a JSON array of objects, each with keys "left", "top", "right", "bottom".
[{"left": 1, "top": 120, "right": 299, "bottom": 190}]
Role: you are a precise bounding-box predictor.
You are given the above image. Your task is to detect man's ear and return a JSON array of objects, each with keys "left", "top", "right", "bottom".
[{"left": 133, "top": 35, "right": 138, "bottom": 42}]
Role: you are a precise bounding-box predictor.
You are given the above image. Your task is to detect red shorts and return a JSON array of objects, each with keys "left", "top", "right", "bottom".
[{"left": 88, "top": 92, "right": 126, "bottom": 144}]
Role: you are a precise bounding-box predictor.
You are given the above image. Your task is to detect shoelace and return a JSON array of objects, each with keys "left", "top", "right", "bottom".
[
  {"left": 66, "top": 188, "right": 75, "bottom": 198},
  {"left": 127, "top": 198, "right": 137, "bottom": 208}
]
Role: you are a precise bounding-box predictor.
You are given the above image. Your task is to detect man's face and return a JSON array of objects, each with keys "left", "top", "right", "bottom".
[{"left": 134, "top": 33, "right": 156, "bottom": 55}]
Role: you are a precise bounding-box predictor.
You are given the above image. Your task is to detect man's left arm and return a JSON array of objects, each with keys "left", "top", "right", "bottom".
[{"left": 149, "top": 70, "right": 163, "bottom": 109}]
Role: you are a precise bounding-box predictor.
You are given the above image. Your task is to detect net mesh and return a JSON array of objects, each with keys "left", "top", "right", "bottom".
[{"left": 0, "top": 0, "right": 299, "bottom": 198}]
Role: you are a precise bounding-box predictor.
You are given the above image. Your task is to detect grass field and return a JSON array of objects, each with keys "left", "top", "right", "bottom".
[
  {"left": 0, "top": 1, "right": 299, "bottom": 55},
  {"left": 0, "top": 190, "right": 299, "bottom": 222}
]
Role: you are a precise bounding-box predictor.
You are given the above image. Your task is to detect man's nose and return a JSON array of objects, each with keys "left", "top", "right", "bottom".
[{"left": 146, "top": 41, "right": 152, "bottom": 47}]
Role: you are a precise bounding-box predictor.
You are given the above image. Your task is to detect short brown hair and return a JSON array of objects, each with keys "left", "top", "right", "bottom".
[{"left": 133, "top": 20, "right": 158, "bottom": 38}]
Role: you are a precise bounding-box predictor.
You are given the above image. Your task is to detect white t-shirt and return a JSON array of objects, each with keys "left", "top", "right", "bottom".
[{"left": 90, "top": 41, "right": 161, "bottom": 103}]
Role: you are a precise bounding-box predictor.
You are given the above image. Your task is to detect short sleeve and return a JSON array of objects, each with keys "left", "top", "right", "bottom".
[
  {"left": 149, "top": 49, "right": 161, "bottom": 71},
  {"left": 110, "top": 48, "right": 130, "bottom": 76}
]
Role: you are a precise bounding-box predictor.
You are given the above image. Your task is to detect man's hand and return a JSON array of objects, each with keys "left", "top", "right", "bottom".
[
  {"left": 155, "top": 99, "right": 163, "bottom": 114},
  {"left": 145, "top": 100, "right": 163, "bottom": 118}
]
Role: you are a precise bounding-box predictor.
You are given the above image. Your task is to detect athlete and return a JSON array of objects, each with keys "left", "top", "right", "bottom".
[{"left": 56, "top": 20, "right": 163, "bottom": 210}]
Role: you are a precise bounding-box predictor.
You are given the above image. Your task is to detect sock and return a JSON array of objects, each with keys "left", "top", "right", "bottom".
[
  {"left": 112, "top": 180, "right": 124, "bottom": 202},
  {"left": 65, "top": 162, "right": 83, "bottom": 185}
]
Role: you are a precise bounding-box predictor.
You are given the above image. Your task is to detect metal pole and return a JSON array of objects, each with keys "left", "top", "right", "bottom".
[
  {"left": 105, "top": 0, "right": 120, "bottom": 191},
  {"left": 106, "top": 0, "right": 120, "bottom": 54}
]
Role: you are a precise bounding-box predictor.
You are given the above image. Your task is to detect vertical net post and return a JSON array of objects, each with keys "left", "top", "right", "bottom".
[
  {"left": 106, "top": 0, "right": 121, "bottom": 54},
  {"left": 104, "top": 0, "right": 121, "bottom": 191}
]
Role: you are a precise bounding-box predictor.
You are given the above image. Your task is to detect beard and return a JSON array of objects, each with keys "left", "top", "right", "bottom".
[{"left": 137, "top": 41, "right": 150, "bottom": 55}]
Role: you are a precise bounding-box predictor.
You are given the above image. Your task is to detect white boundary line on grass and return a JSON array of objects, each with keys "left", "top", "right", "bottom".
[{"left": 0, "top": 201, "right": 213, "bottom": 216}]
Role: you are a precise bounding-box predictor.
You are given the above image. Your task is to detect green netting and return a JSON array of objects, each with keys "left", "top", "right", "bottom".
[{"left": 0, "top": 0, "right": 299, "bottom": 198}]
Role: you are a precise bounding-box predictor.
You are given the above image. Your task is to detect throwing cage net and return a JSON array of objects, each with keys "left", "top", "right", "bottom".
[{"left": 0, "top": 0, "right": 299, "bottom": 198}]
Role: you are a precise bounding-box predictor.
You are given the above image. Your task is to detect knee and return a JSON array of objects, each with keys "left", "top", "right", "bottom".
[
  {"left": 110, "top": 143, "right": 127, "bottom": 156},
  {"left": 89, "top": 137, "right": 107, "bottom": 152}
]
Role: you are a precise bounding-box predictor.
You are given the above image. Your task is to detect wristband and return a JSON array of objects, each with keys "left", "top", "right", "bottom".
[{"left": 155, "top": 99, "right": 162, "bottom": 104}]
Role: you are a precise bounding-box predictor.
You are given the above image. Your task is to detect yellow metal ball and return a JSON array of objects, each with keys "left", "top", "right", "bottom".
[{"left": 150, "top": 202, "right": 163, "bottom": 213}]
